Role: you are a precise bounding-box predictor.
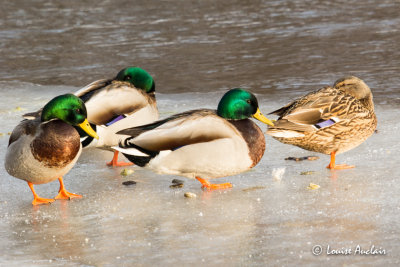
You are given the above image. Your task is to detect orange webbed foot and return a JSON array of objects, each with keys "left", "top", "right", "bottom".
[
  {"left": 196, "top": 177, "right": 233, "bottom": 190},
  {"left": 106, "top": 161, "right": 134, "bottom": 167},
  {"left": 55, "top": 190, "right": 82, "bottom": 200},
  {"left": 28, "top": 182, "right": 54, "bottom": 206},
  {"left": 32, "top": 197, "right": 55, "bottom": 206},
  {"left": 326, "top": 164, "right": 355, "bottom": 170},
  {"left": 54, "top": 177, "right": 82, "bottom": 200},
  {"left": 326, "top": 151, "right": 355, "bottom": 170},
  {"left": 106, "top": 151, "right": 134, "bottom": 167}
]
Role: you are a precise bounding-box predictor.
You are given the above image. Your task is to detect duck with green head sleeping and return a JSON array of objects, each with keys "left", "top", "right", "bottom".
[{"left": 74, "top": 66, "right": 158, "bottom": 167}]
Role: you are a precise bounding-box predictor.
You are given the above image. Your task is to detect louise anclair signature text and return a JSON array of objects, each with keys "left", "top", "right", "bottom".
[{"left": 312, "top": 244, "right": 386, "bottom": 256}]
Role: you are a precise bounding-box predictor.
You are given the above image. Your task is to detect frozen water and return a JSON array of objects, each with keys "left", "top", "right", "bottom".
[
  {"left": 1, "top": 0, "right": 400, "bottom": 265},
  {"left": 0, "top": 83, "right": 399, "bottom": 266}
]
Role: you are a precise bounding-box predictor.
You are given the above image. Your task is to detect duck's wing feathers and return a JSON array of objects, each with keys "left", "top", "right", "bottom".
[
  {"left": 22, "top": 109, "right": 42, "bottom": 120},
  {"left": 117, "top": 109, "right": 238, "bottom": 152},
  {"left": 8, "top": 118, "right": 40, "bottom": 146},
  {"left": 269, "top": 86, "right": 363, "bottom": 133},
  {"left": 75, "top": 80, "right": 155, "bottom": 125},
  {"left": 74, "top": 79, "right": 112, "bottom": 103}
]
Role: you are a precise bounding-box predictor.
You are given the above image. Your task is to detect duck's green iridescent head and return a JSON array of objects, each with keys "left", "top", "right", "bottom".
[
  {"left": 217, "top": 88, "right": 274, "bottom": 126},
  {"left": 115, "top": 67, "right": 155, "bottom": 93},
  {"left": 41, "top": 94, "right": 98, "bottom": 139}
]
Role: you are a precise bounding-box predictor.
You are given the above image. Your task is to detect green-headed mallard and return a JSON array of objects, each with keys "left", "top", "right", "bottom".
[
  {"left": 112, "top": 88, "right": 274, "bottom": 189},
  {"left": 5, "top": 94, "right": 98, "bottom": 205},
  {"left": 74, "top": 67, "right": 159, "bottom": 167},
  {"left": 267, "top": 76, "right": 377, "bottom": 169}
]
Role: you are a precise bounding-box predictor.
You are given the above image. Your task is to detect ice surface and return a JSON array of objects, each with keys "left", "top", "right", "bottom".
[
  {"left": 1, "top": 0, "right": 400, "bottom": 264},
  {"left": 0, "top": 83, "right": 398, "bottom": 266}
]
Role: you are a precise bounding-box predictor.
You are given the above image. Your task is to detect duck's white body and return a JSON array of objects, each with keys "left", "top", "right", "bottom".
[
  {"left": 114, "top": 110, "right": 264, "bottom": 179},
  {"left": 146, "top": 138, "right": 252, "bottom": 179}
]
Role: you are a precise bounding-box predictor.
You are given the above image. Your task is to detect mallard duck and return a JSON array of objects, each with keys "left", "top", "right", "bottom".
[
  {"left": 112, "top": 88, "right": 274, "bottom": 189},
  {"left": 266, "top": 76, "right": 377, "bottom": 169},
  {"left": 5, "top": 94, "right": 98, "bottom": 205},
  {"left": 74, "top": 67, "right": 159, "bottom": 167}
]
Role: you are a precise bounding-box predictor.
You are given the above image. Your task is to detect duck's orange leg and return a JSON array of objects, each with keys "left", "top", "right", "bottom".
[
  {"left": 28, "top": 182, "right": 55, "bottom": 206},
  {"left": 326, "top": 151, "right": 355, "bottom": 170},
  {"left": 196, "top": 177, "right": 232, "bottom": 190},
  {"left": 106, "top": 151, "right": 133, "bottom": 167},
  {"left": 55, "top": 177, "right": 82, "bottom": 200}
]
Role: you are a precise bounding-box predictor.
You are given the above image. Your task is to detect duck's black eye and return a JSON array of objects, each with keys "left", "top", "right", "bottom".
[
  {"left": 75, "top": 108, "right": 82, "bottom": 114},
  {"left": 246, "top": 99, "right": 251, "bottom": 104},
  {"left": 125, "top": 75, "right": 132, "bottom": 81}
]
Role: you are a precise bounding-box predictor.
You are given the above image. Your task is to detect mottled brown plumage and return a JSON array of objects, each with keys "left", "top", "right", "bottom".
[
  {"left": 31, "top": 120, "right": 81, "bottom": 168},
  {"left": 267, "top": 76, "right": 377, "bottom": 169}
]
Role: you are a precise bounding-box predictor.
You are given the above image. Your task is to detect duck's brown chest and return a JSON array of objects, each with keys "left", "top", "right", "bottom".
[
  {"left": 229, "top": 119, "right": 266, "bottom": 167},
  {"left": 31, "top": 120, "right": 81, "bottom": 168}
]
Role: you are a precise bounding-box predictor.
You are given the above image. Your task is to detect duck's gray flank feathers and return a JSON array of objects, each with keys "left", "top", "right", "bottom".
[{"left": 8, "top": 119, "right": 38, "bottom": 147}]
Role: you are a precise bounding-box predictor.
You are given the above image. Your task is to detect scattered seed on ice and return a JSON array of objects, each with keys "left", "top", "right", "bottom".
[
  {"left": 242, "top": 186, "right": 266, "bottom": 192},
  {"left": 170, "top": 183, "right": 184, "bottom": 188},
  {"left": 172, "top": 179, "right": 184, "bottom": 184},
  {"left": 307, "top": 183, "right": 320, "bottom": 190},
  {"left": 120, "top": 168, "right": 134, "bottom": 176},
  {"left": 272, "top": 167, "right": 285, "bottom": 181},
  {"left": 285, "top": 156, "right": 319, "bottom": 161},
  {"left": 122, "top": 180, "right": 136, "bottom": 186},
  {"left": 300, "top": 171, "right": 315, "bottom": 175},
  {"left": 184, "top": 192, "right": 197, "bottom": 198}
]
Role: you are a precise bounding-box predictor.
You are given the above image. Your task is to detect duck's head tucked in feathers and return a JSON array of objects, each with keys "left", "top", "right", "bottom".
[
  {"left": 72, "top": 67, "right": 158, "bottom": 167},
  {"left": 266, "top": 76, "right": 377, "bottom": 169},
  {"left": 333, "top": 76, "right": 374, "bottom": 111},
  {"left": 115, "top": 67, "right": 155, "bottom": 93}
]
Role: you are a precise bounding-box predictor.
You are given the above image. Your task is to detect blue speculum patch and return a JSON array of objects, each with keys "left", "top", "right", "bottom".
[
  {"left": 314, "top": 119, "right": 336, "bottom": 129},
  {"left": 106, "top": 115, "right": 126, "bottom": 126}
]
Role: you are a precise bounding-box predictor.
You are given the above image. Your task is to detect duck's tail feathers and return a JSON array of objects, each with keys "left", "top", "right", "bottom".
[{"left": 112, "top": 137, "right": 159, "bottom": 167}]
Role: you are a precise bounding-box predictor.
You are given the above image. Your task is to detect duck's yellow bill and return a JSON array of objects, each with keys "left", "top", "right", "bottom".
[
  {"left": 253, "top": 108, "right": 274, "bottom": 126},
  {"left": 79, "top": 119, "right": 99, "bottom": 139}
]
